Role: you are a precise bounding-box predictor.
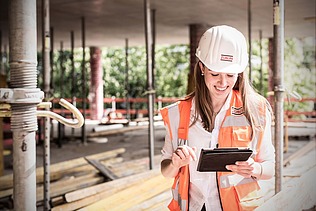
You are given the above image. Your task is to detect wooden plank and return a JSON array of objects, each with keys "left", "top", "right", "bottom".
[
  {"left": 78, "top": 173, "right": 173, "bottom": 211},
  {"left": 129, "top": 190, "right": 171, "bottom": 211},
  {"left": 107, "top": 155, "right": 162, "bottom": 178},
  {"left": 258, "top": 143, "right": 316, "bottom": 205},
  {"left": 1, "top": 173, "right": 104, "bottom": 202},
  {"left": 37, "top": 173, "right": 104, "bottom": 202},
  {"left": 0, "top": 148, "right": 125, "bottom": 190},
  {"left": 255, "top": 166, "right": 316, "bottom": 211},
  {"left": 52, "top": 170, "right": 161, "bottom": 211},
  {"left": 64, "top": 169, "right": 160, "bottom": 203},
  {"left": 284, "top": 140, "right": 315, "bottom": 166},
  {"left": 84, "top": 157, "right": 118, "bottom": 180}
]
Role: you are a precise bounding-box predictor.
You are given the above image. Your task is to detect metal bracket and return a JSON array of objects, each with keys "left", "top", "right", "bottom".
[
  {"left": 0, "top": 88, "right": 44, "bottom": 104},
  {"left": 0, "top": 88, "right": 84, "bottom": 128},
  {"left": 274, "top": 85, "right": 285, "bottom": 92},
  {"left": 142, "top": 89, "right": 156, "bottom": 96},
  {"left": 37, "top": 99, "right": 84, "bottom": 128}
]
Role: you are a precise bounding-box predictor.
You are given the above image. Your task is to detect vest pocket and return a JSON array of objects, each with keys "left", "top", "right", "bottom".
[
  {"left": 233, "top": 181, "right": 264, "bottom": 210},
  {"left": 232, "top": 126, "right": 251, "bottom": 147}
]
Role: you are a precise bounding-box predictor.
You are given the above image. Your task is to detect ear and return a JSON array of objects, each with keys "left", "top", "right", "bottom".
[{"left": 199, "top": 62, "right": 204, "bottom": 74}]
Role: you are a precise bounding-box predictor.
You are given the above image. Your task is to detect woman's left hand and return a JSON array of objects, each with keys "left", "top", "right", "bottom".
[{"left": 225, "top": 157, "right": 261, "bottom": 178}]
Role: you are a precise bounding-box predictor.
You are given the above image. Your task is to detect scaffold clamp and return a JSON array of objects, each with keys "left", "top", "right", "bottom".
[{"left": 0, "top": 88, "right": 84, "bottom": 128}]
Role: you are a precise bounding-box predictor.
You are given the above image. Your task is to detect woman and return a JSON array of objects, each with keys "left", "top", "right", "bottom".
[{"left": 160, "top": 25, "right": 275, "bottom": 211}]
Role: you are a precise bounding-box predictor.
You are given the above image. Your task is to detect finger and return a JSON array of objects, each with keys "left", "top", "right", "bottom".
[
  {"left": 175, "top": 149, "right": 187, "bottom": 159},
  {"left": 237, "top": 157, "right": 255, "bottom": 165},
  {"left": 188, "top": 147, "right": 197, "bottom": 161},
  {"left": 179, "top": 146, "right": 194, "bottom": 159},
  {"left": 226, "top": 164, "right": 252, "bottom": 172},
  {"left": 181, "top": 145, "right": 197, "bottom": 161},
  {"left": 180, "top": 146, "right": 191, "bottom": 158}
]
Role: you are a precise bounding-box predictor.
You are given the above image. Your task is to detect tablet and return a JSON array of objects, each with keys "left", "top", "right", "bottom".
[{"left": 197, "top": 148, "right": 253, "bottom": 172}]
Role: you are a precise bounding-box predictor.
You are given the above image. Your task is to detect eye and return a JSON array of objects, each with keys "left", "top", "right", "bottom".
[
  {"left": 227, "top": 74, "right": 235, "bottom": 77},
  {"left": 211, "top": 73, "right": 219, "bottom": 77}
]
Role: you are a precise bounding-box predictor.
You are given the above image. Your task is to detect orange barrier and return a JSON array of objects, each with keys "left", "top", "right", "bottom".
[
  {"left": 285, "top": 98, "right": 316, "bottom": 123},
  {"left": 50, "top": 97, "right": 316, "bottom": 122}
]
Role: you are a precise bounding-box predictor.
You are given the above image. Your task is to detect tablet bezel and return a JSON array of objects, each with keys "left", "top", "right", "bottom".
[{"left": 196, "top": 148, "right": 253, "bottom": 172}]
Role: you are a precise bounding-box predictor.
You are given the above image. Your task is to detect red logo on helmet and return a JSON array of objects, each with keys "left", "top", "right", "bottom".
[{"left": 220, "top": 54, "right": 233, "bottom": 62}]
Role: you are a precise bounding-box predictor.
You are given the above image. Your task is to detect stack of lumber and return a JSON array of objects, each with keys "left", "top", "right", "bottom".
[
  {"left": 256, "top": 139, "right": 316, "bottom": 210},
  {"left": 0, "top": 148, "right": 173, "bottom": 210},
  {"left": 52, "top": 169, "right": 172, "bottom": 211}
]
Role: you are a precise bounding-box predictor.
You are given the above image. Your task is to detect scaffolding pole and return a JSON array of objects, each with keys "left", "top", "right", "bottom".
[
  {"left": 81, "top": 17, "right": 87, "bottom": 145},
  {"left": 248, "top": 0, "right": 252, "bottom": 81},
  {"left": 125, "top": 38, "right": 131, "bottom": 121},
  {"left": 42, "top": 0, "right": 51, "bottom": 209},
  {"left": 144, "top": 0, "right": 155, "bottom": 169},
  {"left": 273, "top": 0, "right": 285, "bottom": 194},
  {"left": 9, "top": 0, "right": 38, "bottom": 209}
]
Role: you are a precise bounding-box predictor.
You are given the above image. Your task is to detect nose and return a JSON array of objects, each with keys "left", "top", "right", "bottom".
[{"left": 218, "top": 74, "right": 227, "bottom": 86}]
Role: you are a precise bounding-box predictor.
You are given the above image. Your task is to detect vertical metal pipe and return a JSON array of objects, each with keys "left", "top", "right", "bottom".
[
  {"left": 57, "top": 41, "right": 64, "bottom": 148},
  {"left": 3, "top": 45, "right": 8, "bottom": 76},
  {"left": 9, "top": 0, "right": 37, "bottom": 210},
  {"left": 125, "top": 38, "right": 131, "bottom": 121},
  {"left": 144, "top": 0, "right": 155, "bottom": 169},
  {"left": 259, "top": 30, "right": 264, "bottom": 95},
  {"left": 268, "top": 38, "right": 274, "bottom": 107},
  {"left": 42, "top": 0, "right": 50, "bottom": 97},
  {"left": 50, "top": 27, "right": 54, "bottom": 93},
  {"left": 151, "top": 9, "right": 156, "bottom": 89},
  {"left": 71, "top": 31, "right": 76, "bottom": 138},
  {"left": 81, "top": 17, "right": 87, "bottom": 144},
  {"left": 42, "top": 0, "right": 51, "bottom": 208},
  {"left": 273, "top": 0, "right": 285, "bottom": 194},
  {"left": 248, "top": 0, "right": 252, "bottom": 81}
]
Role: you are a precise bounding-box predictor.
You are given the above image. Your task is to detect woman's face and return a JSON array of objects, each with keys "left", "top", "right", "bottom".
[{"left": 199, "top": 62, "right": 238, "bottom": 103}]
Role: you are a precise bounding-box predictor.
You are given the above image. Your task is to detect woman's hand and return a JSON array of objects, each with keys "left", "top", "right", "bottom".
[
  {"left": 225, "top": 157, "right": 262, "bottom": 179},
  {"left": 171, "top": 145, "right": 197, "bottom": 169},
  {"left": 161, "top": 145, "right": 197, "bottom": 178}
]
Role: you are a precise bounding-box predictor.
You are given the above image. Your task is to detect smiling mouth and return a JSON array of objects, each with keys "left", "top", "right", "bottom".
[{"left": 215, "top": 86, "right": 228, "bottom": 91}]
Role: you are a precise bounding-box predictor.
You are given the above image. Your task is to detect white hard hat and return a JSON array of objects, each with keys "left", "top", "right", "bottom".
[{"left": 195, "top": 25, "right": 248, "bottom": 74}]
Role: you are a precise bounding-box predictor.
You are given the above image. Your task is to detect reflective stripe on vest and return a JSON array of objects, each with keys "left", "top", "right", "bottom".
[{"left": 160, "top": 99, "right": 192, "bottom": 211}]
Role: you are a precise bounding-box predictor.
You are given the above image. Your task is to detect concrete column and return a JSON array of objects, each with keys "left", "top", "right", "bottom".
[
  {"left": 89, "top": 46, "right": 104, "bottom": 120},
  {"left": 188, "top": 24, "right": 211, "bottom": 94}
]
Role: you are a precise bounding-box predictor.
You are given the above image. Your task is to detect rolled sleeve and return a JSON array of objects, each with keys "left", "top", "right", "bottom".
[{"left": 257, "top": 108, "right": 275, "bottom": 163}]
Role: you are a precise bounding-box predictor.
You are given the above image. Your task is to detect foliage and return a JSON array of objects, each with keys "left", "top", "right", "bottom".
[
  {"left": 283, "top": 37, "right": 316, "bottom": 113},
  {"left": 250, "top": 37, "right": 315, "bottom": 115},
  {"left": 250, "top": 39, "right": 270, "bottom": 97},
  {"left": 101, "top": 44, "right": 189, "bottom": 99},
  {"left": 34, "top": 37, "right": 314, "bottom": 115},
  {"left": 155, "top": 45, "right": 189, "bottom": 98}
]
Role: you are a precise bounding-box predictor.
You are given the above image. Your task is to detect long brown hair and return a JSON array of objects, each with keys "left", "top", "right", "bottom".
[{"left": 184, "top": 62, "right": 272, "bottom": 138}]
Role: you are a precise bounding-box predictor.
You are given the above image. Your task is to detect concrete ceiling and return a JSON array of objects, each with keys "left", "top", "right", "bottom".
[{"left": 0, "top": 0, "right": 315, "bottom": 49}]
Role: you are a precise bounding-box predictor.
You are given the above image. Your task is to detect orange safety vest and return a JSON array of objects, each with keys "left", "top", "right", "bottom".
[{"left": 160, "top": 90, "right": 266, "bottom": 211}]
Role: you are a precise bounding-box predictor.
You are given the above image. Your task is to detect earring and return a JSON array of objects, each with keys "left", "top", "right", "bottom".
[{"left": 201, "top": 73, "right": 204, "bottom": 76}]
